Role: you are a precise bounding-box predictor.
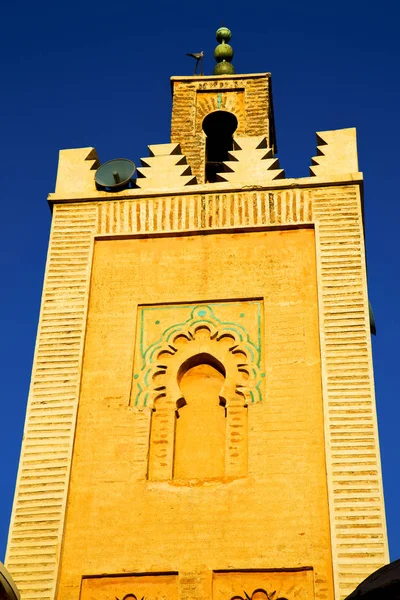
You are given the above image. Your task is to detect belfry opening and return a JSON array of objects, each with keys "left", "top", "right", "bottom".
[{"left": 203, "top": 110, "right": 238, "bottom": 182}]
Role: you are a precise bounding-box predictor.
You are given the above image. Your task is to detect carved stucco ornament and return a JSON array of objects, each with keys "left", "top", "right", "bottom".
[{"left": 132, "top": 305, "right": 263, "bottom": 408}]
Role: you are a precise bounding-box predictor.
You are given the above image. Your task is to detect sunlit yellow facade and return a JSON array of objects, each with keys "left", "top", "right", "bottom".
[{"left": 5, "top": 70, "right": 388, "bottom": 600}]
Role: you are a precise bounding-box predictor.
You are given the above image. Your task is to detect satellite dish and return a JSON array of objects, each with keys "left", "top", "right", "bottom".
[{"left": 95, "top": 158, "right": 136, "bottom": 191}]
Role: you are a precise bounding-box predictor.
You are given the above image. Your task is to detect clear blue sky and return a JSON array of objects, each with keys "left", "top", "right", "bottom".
[{"left": 1, "top": 0, "right": 399, "bottom": 565}]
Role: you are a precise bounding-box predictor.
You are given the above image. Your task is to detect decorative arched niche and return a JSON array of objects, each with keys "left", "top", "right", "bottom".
[
  {"left": 175, "top": 352, "right": 227, "bottom": 479},
  {"left": 132, "top": 305, "right": 263, "bottom": 481}
]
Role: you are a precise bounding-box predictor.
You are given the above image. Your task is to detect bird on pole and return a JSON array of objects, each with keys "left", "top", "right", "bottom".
[{"left": 186, "top": 51, "right": 204, "bottom": 75}]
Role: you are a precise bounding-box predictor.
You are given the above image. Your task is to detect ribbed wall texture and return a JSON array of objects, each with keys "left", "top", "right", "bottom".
[
  {"left": 5, "top": 185, "right": 388, "bottom": 600},
  {"left": 5, "top": 204, "right": 97, "bottom": 600},
  {"left": 97, "top": 189, "right": 312, "bottom": 234},
  {"left": 313, "top": 187, "right": 388, "bottom": 599}
]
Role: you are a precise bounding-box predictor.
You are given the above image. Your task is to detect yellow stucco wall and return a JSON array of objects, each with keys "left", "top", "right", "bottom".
[
  {"left": 5, "top": 186, "right": 389, "bottom": 600},
  {"left": 55, "top": 228, "right": 334, "bottom": 600}
]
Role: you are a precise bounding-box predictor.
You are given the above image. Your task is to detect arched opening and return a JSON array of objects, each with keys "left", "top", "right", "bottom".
[
  {"left": 174, "top": 353, "right": 226, "bottom": 479},
  {"left": 251, "top": 590, "right": 270, "bottom": 600},
  {"left": 203, "top": 111, "right": 238, "bottom": 183}
]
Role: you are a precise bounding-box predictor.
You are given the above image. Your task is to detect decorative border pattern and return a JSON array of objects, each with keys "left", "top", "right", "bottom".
[
  {"left": 138, "top": 302, "right": 262, "bottom": 365},
  {"left": 97, "top": 189, "right": 313, "bottom": 235},
  {"left": 5, "top": 185, "right": 388, "bottom": 600},
  {"left": 133, "top": 303, "right": 263, "bottom": 407}
]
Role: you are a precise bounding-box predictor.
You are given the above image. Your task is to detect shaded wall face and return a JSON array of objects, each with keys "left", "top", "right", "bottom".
[{"left": 57, "top": 228, "right": 334, "bottom": 600}]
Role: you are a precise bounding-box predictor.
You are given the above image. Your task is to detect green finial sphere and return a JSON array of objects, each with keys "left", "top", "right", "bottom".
[
  {"left": 214, "top": 42, "right": 234, "bottom": 61},
  {"left": 216, "top": 27, "right": 232, "bottom": 43},
  {"left": 214, "top": 61, "right": 235, "bottom": 75},
  {"left": 213, "top": 25, "right": 235, "bottom": 75}
]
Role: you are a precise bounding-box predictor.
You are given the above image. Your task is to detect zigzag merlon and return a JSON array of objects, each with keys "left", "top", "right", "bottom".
[
  {"left": 217, "top": 135, "right": 285, "bottom": 183},
  {"left": 55, "top": 147, "right": 99, "bottom": 196},
  {"left": 136, "top": 143, "right": 197, "bottom": 188},
  {"left": 310, "top": 128, "right": 359, "bottom": 177}
]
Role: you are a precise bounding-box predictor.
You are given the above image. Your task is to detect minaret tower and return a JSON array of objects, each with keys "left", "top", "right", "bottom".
[{"left": 5, "top": 27, "right": 388, "bottom": 600}]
